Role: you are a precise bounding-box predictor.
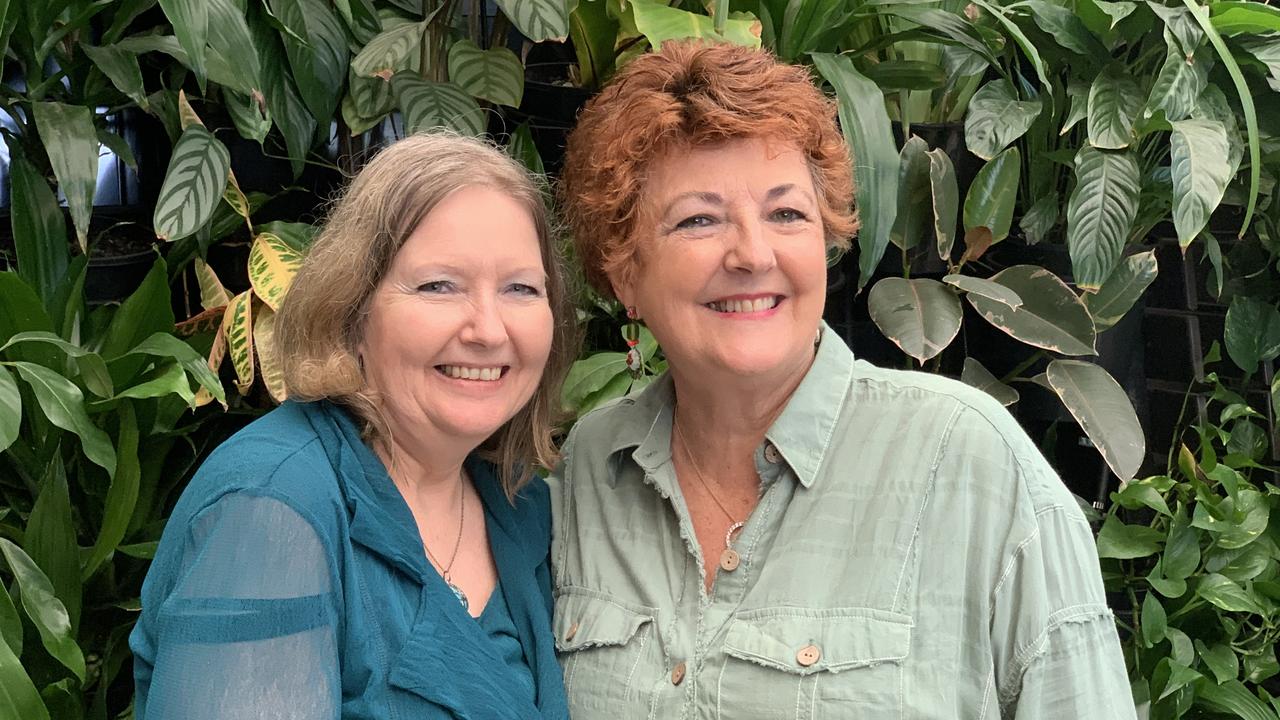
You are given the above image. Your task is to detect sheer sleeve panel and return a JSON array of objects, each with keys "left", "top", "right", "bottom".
[{"left": 140, "top": 492, "right": 341, "bottom": 720}]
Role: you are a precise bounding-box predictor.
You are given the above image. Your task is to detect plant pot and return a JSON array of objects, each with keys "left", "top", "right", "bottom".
[
  {"left": 504, "top": 61, "right": 594, "bottom": 175},
  {"left": 85, "top": 248, "right": 158, "bottom": 304}
]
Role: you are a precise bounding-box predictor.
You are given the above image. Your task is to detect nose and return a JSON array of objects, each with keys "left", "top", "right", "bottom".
[
  {"left": 459, "top": 293, "right": 509, "bottom": 347},
  {"left": 724, "top": 218, "right": 777, "bottom": 274}
]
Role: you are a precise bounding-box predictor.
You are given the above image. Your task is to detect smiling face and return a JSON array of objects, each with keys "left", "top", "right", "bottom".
[
  {"left": 611, "top": 137, "right": 828, "bottom": 385},
  {"left": 358, "top": 185, "right": 554, "bottom": 450}
]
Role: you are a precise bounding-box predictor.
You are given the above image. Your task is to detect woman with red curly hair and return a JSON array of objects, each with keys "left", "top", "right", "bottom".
[{"left": 549, "top": 40, "right": 1135, "bottom": 719}]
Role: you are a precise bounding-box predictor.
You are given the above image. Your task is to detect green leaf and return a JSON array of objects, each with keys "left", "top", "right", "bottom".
[
  {"left": 628, "top": 1, "right": 762, "bottom": 49},
  {"left": 1209, "top": 1, "right": 1280, "bottom": 35},
  {"left": 1197, "top": 573, "right": 1264, "bottom": 613},
  {"left": 252, "top": 5, "right": 316, "bottom": 178},
  {"left": 154, "top": 125, "right": 231, "bottom": 242},
  {"left": 448, "top": 39, "right": 523, "bottom": 108},
  {"left": 970, "top": 0, "right": 1053, "bottom": 91},
  {"left": 334, "top": 0, "right": 380, "bottom": 43},
  {"left": 225, "top": 90, "right": 271, "bottom": 144},
  {"left": 960, "top": 357, "right": 1019, "bottom": 406},
  {"left": 0, "top": 581, "right": 20, "bottom": 657},
  {"left": 968, "top": 265, "right": 1097, "bottom": 355},
  {"left": 32, "top": 103, "right": 98, "bottom": 252},
  {"left": 1144, "top": 46, "right": 1209, "bottom": 123},
  {"left": 8, "top": 152, "right": 68, "bottom": 313},
  {"left": 1088, "top": 65, "right": 1142, "bottom": 149},
  {"left": 1046, "top": 359, "right": 1144, "bottom": 481},
  {"left": 1084, "top": 250, "right": 1158, "bottom": 330},
  {"left": 81, "top": 43, "right": 149, "bottom": 108},
  {"left": 1097, "top": 514, "right": 1163, "bottom": 559},
  {"left": 2, "top": 332, "right": 112, "bottom": 398},
  {"left": 863, "top": 60, "right": 947, "bottom": 91},
  {"left": 1142, "top": 592, "right": 1167, "bottom": 646},
  {"left": 1198, "top": 679, "right": 1277, "bottom": 720},
  {"left": 867, "top": 277, "right": 963, "bottom": 363},
  {"left": 1163, "top": 506, "right": 1200, "bottom": 580},
  {"left": 24, "top": 460, "right": 81, "bottom": 631},
  {"left": 1224, "top": 295, "right": 1280, "bottom": 374},
  {"left": 891, "top": 137, "right": 931, "bottom": 251},
  {"left": 1148, "top": 572, "right": 1187, "bottom": 598},
  {"left": 158, "top": 0, "right": 209, "bottom": 88},
  {"left": 0, "top": 367, "right": 18, "bottom": 453},
  {"left": 1151, "top": 3, "right": 1204, "bottom": 56},
  {"left": 98, "top": 129, "right": 138, "bottom": 171},
  {"left": 569, "top": 0, "right": 617, "bottom": 89},
  {"left": 943, "top": 275, "right": 1023, "bottom": 308},
  {"left": 391, "top": 74, "right": 485, "bottom": 137},
  {"left": 272, "top": 0, "right": 347, "bottom": 127},
  {"left": 0, "top": 636, "right": 49, "bottom": 720},
  {"left": 1112, "top": 479, "right": 1172, "bottom": 516},
  {"left": 926, "top": 149, "right": 958, "bottom": 261},
  {"left": 83, "top": 401, "right": 139, "bottom": 581},
  {"left": 101, "top": 259, "right": 175, "bottom": 372},
  {"left": 562, "top": 352, "right": 628, "bottom": 412},
  {"left": 1170, "top": 119, "right": 1232, "bottom": 246},
  {"left": 1154, "top": 658, "right": 1202, "bottom": 700},
  {"left": 122, "top": 333, "right": 226, "bottom": 405},
  {"left": 1196, "top": 640, "right": 1239, "bottom": 684},
  {"left": 1024, "top": 0, "right": 1109, "bottom": 56},
  {"left": 1061, "top": 81, "right": 1089, "bottom": 136},
  {"left": 506, "top": 122, "right": 545, "bottom": 176},
  {"left": 963, "top": 147, "right": 1020, "bottom": 244},
  {"left": 1065, "top": 146, "right": 1141, "bottom": 290},
  {"left": 494, "top": 0, "right": 572, "bottom": 43},
  {"left": 351, "top": 20, "right": 424, "bottom": 79},
  {"left": 12, "top": 363, "right": 115, "bottom": 475},
  {"left": 115, "top": 362, "right": 194, "bottom": 406},
  {"left": 1244, "top": 648, "right": 1279, "bottom": 684},
  {"left": 0, "top": 539, "right": 85, "bottom": 682},
  {"left": 578, "top": 368, "right": 633, "bottom": 415},
  {"left": 964, "top": 81, "right": 1042, "bottom": 160},
  {"left": 117, "top": 542, "right": 158, "bottom": 559},
  {"left": 1020, "top": 192, "right": 1059, "bottom": 245},
  {"left": 811, "top": 53, "right": 898, "bottom": 290},
  {"left": 1218, "top": 488, "right": 1269, "bottom": 549}
]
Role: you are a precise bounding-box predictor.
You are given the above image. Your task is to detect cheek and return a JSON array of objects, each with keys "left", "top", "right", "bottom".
[{"left": 513, "top": 304, "right": 556, "bottom": 366}]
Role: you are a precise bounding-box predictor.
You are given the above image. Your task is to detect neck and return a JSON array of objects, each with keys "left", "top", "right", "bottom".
[{"left": 376, "top": 428, "right": 471, "bottom": 507}]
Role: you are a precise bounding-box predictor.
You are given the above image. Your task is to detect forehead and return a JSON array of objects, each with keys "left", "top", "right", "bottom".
[
  {"left": 644, "top": 137, "right": 814, "bottom": 201},
  {"left": 394, "top": 185, "right": 543, "bottom": 266}
]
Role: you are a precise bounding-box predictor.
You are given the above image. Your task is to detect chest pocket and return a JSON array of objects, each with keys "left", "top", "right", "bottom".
[
  {"left": 554, "top": 588, "right": 660, "bottom": 714},
  {"left": 716, "top": 608, "right": 913, "bottom": 720}
]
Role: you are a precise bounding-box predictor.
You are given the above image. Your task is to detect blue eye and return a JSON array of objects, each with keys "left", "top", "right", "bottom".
[
  {"left": 772, "top": 208, "right": 806, "bottom": 222},
  {"left": 508, "top": 283, "right": 543, "bottom": 297},
  {"left": 675, "top": 215, "right": 715, "bottom": 230},
  {"left": 418, "top": 280, "right": 454, "bottom": 293}
]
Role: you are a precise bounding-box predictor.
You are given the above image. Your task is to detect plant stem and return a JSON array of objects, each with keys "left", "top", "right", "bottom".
[{"left": 1000, "top": 349, "right": 1048, "bottom": 383}]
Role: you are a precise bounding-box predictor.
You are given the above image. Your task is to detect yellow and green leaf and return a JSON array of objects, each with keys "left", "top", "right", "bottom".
[
  {"left": 194, "top": 258, "right": 231, "bottom": 310},
  {"left": 254, "top": 306, "right": 286, "bottom": 402},
  {"left": 220, "top": 290, "right": 254, "bottom": 395},
  {"left": 248, "top": 232, "right": 305, "bottom": 312},
  {"left": 193, "top": 326, "right": 228, "bottom": 408},
  {"left": 176, "top": 89, "right": 205, "bottom": 129}
]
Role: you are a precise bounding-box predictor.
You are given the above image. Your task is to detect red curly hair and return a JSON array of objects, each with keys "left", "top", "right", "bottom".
[{"left": 558, "top": 40, "right": 858, "bottom": 298}]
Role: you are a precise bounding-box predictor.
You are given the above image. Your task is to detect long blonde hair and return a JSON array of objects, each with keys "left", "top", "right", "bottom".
[{"left": 275, "top": 131, "right": 578, "bottom": 496}]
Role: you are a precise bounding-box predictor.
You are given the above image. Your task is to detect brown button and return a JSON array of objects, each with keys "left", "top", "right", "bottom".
[
  {"left": 796, "top": 644, "right": 821, "bottom": 667},
  {"left": 671, "top": 661, "right": 687, "bottom": 685},
  {"left": 719, "top": 548, "right": 741, "bottom": 572},
  {"left": 763, "top": 443, "right": 782, "bottom": 464},
  {"left": 563, "top": 622, "right": 579, "bottom": 643}
]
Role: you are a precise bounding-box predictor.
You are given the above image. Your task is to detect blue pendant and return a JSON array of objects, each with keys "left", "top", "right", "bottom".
[{"left": 447, "top": 581, "right": 468, "bottom": 610}]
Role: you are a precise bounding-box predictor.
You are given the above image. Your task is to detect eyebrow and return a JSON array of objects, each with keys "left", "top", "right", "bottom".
[{"left": 661, "top": 184, "right": 812, "bottom": 215}]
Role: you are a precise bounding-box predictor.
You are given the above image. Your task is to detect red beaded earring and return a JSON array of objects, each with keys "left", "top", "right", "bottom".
[{"left": 624, "top": 306, "right": 643, "bottom": 376}]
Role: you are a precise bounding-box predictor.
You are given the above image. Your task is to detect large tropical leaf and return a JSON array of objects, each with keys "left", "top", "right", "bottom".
[
  {"left": 8, "top": 153, "right": 68, "bottom": 312},
  {"left": 1, "top": 332, "right": 112, "bottom": 398},
  {"left": 0, "top": 539, "right": 85, "bottom": 682},
  {"left": 562, "top": 352, "right": 628, "bottom": 412},
  {"left": 811, "top": 53, "right": 898, "bottom": 290},
  {"left": 343, "top": 70, "right": 396, "bottom": 134},
  {"left": 207, "top": 0, "right": 264, "bottom": 97},
  {"left": 248, "top": 231, "right": 305, "bottom": 312},
  {"left": 968, "top": 265, "right": 1097, "bottom": 355},
  {"left": 392, "top": 74, "right": 485, "bottom": 136},
  {"left": 254, "top": 306, "right": 286, "bottom": 402},
  {"left": 334, "top": 0, "right": 381, "bottom": 44},
  {"left": 1065, "top": 145, "right": 1140, "bottom": 290},
  {"left": 272, "top": 0, "right": 347, "bottom": 127},
  {"left": 0, "top": 636, "right": 46, "bottom": 720},
  {"left": 158, "top": 0, "right": 208, "bottom": 87},
  {"left": 123, "top": 333, "right": 227, "bottom": 405},
  {"left": 251, "top": 4, "right": 316, "bottom": 177},
  {"left": 1224, "top": 295, "right": 1280, "bottom": 374},
  {"left": 0, "top": 367, "right": 18, "bottom": 453},
  {"left": 82, "top": 400, "right": 139, "bottom": 582},
  {"left": 1088, "top": 65, "right": 1142, "bottom": 149},
  {"left": 1020, "top": 192, "right": 1060, "bottom": 245},
  {"left": 963, "top": 147, "right": 1020, "bottom": 244},
  {"left": 971, "top": 0, "right": 1053, "bottom": 90},
  {"left": 1084, "top": 250, "right": 1158, "bottom": 330},
  {"left": 24, "top": 461, "right": 81, "bottom": 630},
  {"left": 82, "top": 43, "right": 149, "bottom": 107},
  {"left": 1169, "top": 119, "right": 1232, "bottom": 246},
  {"left": 11, "top": 362, "right": 115, "bottom": 474},
  {"left": 964, "top": 81, "right": 1043, "bottom": 160},
  {"left": 222, "top": 291, "right": 255, "bottom": 394},
  {"left": 153, "top": 125, "right": 231, "bottom": 241},
  {"left": 1023, "top": 0, "right": 1109, "bottom": 56},
  {"left": 32, "top": 103, "right": 98, "bottom": 252},
  {"left": 628, "top": 1, "right": 761, "bottom": 48},
  {"left": 943, "top": 275, "right": 1022, "bottom": 308},
  {"left": 960, "top": 357, "right": 1018, "bottom": 406},
  {"left": 1046, "top": 359, "right": 1144, "bottom": 480},
  {"left": 1144, "top": 46, "right": 1209, "bottom": 123},
  {"left": 890, "top": 136, "right": 931, "bottom": 251},
  {"left": 351, "top": 20, "right": 425, "bottom": 79},
  {"left": 1061, "top": 81, "right": 1090, "bottom": 136},
  {"left": 448, "top": 39, "right": 524, "bottom": 108},
  {"left": 867, "top": 277, "right": 962, "bottom": 363},
  {"left": 927, "top": 149, "right": 958, "bottom": 261},
  {"left": 494, "top": 0, "right": 572, "bottom": 43},
  {"left": 194, "top": 258, "right": 231, "bottom": 310}
]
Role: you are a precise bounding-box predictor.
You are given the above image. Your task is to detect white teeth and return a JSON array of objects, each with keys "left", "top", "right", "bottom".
[
  {"left": 709, "top": 297, "right": 779, "bottom": 313},
  {"left": 441, "top": 365, "right": 503, "bottom": 381}
]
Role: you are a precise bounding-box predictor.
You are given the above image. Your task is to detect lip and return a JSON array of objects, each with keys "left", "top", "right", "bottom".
[
  {"left": 434, "top": 365, "right": 511, "bottom": 385},
  {"left": 704, "top": 293, "right": 785, "bottom": 318}
]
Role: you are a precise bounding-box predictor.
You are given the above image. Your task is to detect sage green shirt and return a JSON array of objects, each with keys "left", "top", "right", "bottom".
[{"left": 548, "top": 325, "right": 1137, "bottom": 719}]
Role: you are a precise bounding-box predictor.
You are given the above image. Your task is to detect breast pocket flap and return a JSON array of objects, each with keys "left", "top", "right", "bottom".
[
  {"left": 553, "top": 589, "right": 654, "bottom": 653},
  {"left": 722, "top": 608, "right": 913, "bottom": 676}
]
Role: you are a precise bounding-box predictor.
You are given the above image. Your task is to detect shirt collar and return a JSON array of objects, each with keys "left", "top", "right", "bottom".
[{"left": 603, "top": 321, "right": 855, "bottom": 489}]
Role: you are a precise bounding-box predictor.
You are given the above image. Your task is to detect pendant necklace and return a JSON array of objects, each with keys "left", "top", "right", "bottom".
[
  {"left": 674, "top": 414, "right": 748, "bottom": 573},
  {"left": 424, "top": 476, "right": 468, "bottom": 610}
]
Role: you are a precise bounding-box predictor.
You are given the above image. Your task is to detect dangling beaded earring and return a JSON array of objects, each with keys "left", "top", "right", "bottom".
[{"left": 624, "top": 306, "right": 644, "bottom": 377}]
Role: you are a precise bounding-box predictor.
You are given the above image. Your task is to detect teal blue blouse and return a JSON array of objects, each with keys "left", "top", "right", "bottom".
[{"left": 130, "top": 400, "right": 569, "bottom": 720}]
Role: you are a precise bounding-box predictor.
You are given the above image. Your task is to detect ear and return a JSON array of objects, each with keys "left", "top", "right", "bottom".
[{"left": 607, "top": 267, "right": 637, "bottom": 312}]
